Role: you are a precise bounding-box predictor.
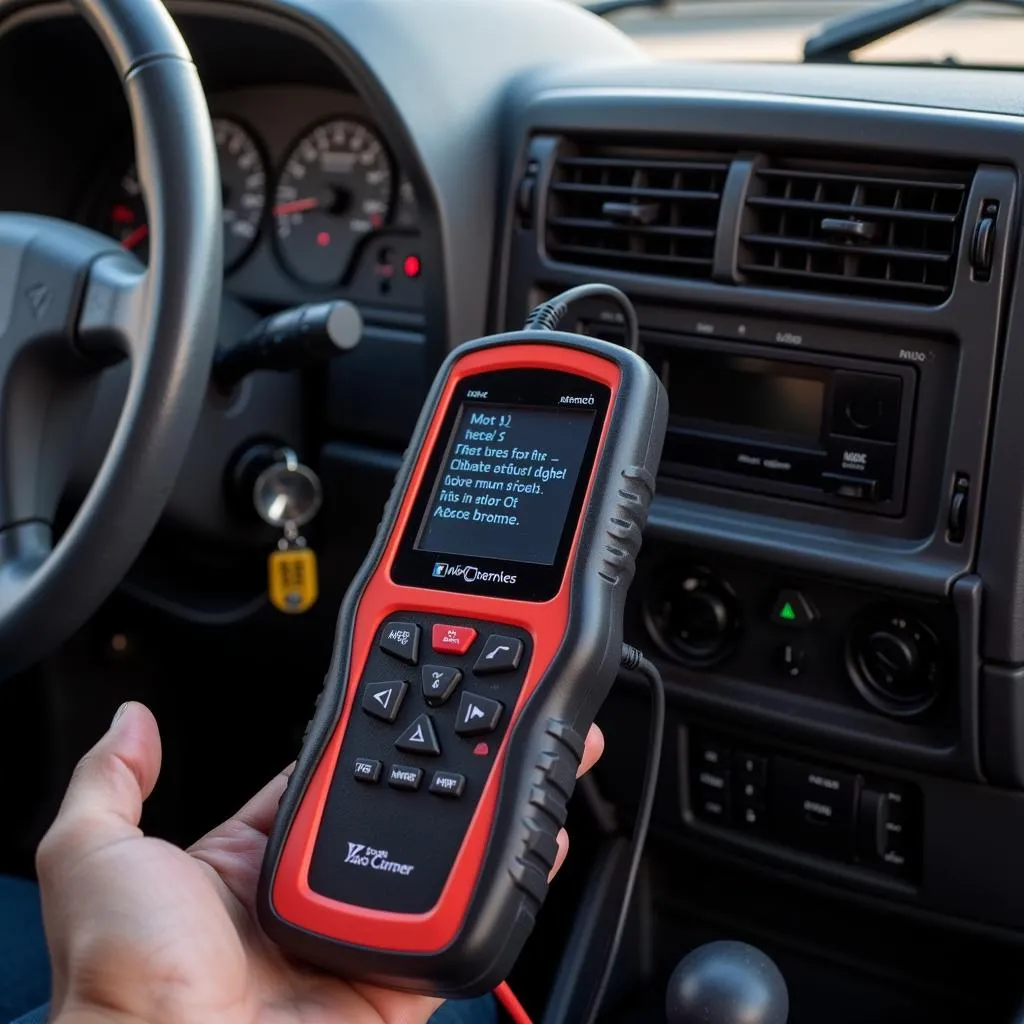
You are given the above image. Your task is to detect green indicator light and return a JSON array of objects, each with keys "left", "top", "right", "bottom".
[{"left": 779, "top": 602, "right": 797, "bottom": 621}]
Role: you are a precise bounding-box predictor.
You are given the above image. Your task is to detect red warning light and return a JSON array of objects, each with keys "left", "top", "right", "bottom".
[
  {"left": 112, "top": 204, "right": 135, "bottom": 224},
  {"left": 472, "top": 742, "right": 489, "bottom": 757},
  {"left": 403, "top": 254, "right": 421, "bottom": 278},
  {"left": 316, "top": 231, "right": 331, "bottom": 247}
]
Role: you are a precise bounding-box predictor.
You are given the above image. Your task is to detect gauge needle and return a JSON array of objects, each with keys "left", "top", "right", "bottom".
[
  {"left": 273, "top": 197, "right": 320, "bottom": 216},
  {"left": 121, "top": 224, "right": 149, "bottom": 251}
]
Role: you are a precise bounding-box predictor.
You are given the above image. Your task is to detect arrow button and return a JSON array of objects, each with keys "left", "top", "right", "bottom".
[
  {"left": 454, "top": 692, "right": 503, "bottom": 736},
  {"left": 362, "top": 679, "right": 408, "bottom": 722},
  {"left": 395, "top": 713, "right": 441, "bottom": 756},
  {"left": 473, "top": 635, "right": 523, "bottom": 674}
]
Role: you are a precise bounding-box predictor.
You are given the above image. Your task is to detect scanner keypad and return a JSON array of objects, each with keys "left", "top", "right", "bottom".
[{"left": 308, "top": 612, "right": 533, "bottom": 914}]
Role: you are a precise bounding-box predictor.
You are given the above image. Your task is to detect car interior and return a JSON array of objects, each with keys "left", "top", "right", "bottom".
[{"left": 3, "top": 0, "right": 1024, "bottom": 1021}]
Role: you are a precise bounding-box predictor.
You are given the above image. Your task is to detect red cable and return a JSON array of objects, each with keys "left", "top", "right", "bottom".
[{"left": 494, "top": 980, "right": 534, "bottom": 1024}]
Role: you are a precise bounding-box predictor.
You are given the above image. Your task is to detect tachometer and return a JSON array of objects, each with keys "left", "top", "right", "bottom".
[
  {"left": 272, "top": 118, "right": 393, "bottom": 287},
  {"left": 215, "top": 118, "right": 267, "bottom": 268},
  {"left": 103, "top": 117, "right": 267, "bottom": 269}
]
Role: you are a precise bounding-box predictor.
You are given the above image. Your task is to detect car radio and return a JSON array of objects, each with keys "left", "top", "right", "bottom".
[{"left": 641, "top": 333, "right": 918, "bottom": 515}]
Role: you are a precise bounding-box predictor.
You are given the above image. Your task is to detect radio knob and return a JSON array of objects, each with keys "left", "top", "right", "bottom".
[
  {"left": 644, "top": 568, "right": 739, "bottom": 668},
  {"left": 847, "top": 610, "right": 941, "bottom": 716}
]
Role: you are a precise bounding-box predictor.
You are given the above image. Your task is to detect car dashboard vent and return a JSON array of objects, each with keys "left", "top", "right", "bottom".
[
  {"left": 740, "top": 160, "right": 971, "bottom": 304},
  {"left": 546, "top": 142, "right": 730, "bottom": 279}
]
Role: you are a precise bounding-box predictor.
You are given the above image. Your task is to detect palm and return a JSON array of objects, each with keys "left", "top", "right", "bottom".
[{"left": 185, "top": 770, "right": 440, "bottom": 1024}]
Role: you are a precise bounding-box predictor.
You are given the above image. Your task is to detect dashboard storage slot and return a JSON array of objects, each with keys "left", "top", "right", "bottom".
[
  {"left": 546, "top": 139, "right": 730, "bottom": 279},
  {"left": 739, "top": 159, "right": 972, "bottom": 304}
]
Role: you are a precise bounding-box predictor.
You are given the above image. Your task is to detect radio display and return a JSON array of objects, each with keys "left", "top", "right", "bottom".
[
  {"left": 662, "top": 350, "right": 825, "bottom": 440},
  {"left": 416, "top": 402, "right": 595, "bottom": 566}
]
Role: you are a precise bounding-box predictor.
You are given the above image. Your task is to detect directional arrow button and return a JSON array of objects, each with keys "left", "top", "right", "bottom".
[
  {"left": 362, "top": 680, "right": 408, "bottom": 723},
  {"left": 454, "top": 692, "right": 503, "bottom": 736},
  {"left": 395, "top": 713, "right": 441, "bottom": 756}
]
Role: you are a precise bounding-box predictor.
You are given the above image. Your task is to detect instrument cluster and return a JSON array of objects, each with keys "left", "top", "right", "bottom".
[{"left": 91, "top": 88, "right": 422, "bottom": 308}]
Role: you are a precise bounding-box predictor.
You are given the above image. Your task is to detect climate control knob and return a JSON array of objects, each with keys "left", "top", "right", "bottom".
[
  {"left": 645, "top": 568, "right": 740, "bottom": 668},
  {"left": 847, "top": 609, "right": 942, "bottom": 716}
]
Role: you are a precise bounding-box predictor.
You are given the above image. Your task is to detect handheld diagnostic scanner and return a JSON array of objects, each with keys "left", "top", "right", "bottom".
[{"left": 259, "top": 292, "right": 668, "bottom": 997}]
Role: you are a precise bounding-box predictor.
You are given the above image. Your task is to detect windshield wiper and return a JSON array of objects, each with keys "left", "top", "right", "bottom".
[
  {"left": 583, "top": 0, "right": 670, "bottom": 18},
  {"left": 804, "top": 0, "right": 1024, "bottom": 63}
]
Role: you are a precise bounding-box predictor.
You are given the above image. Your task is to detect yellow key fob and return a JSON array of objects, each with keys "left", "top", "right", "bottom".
[{"left": 268, "top": 546, "right": 319, "bottom": 614}]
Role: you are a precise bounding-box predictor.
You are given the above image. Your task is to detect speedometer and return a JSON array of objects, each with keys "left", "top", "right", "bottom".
[{"left": 272, "top": 118, "right": 393, "bottom": 287}]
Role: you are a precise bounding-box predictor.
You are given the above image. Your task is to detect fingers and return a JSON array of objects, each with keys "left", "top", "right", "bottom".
[
  {"left": 38, "top": 702, "right": 161, "bottom": 868},
  {"left": 549, "top": 828, "right": 569, "bottom": 881},
  {"left": 578, "top": 723, "right": 605, "bottom": 778},
  {"left": 548, "top": 723, "right": 604, "bottom": 881}
]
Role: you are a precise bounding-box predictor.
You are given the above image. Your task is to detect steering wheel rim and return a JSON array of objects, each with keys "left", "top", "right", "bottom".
[{"left": 0, "top": 0, "right": 221, "bottom": 678}]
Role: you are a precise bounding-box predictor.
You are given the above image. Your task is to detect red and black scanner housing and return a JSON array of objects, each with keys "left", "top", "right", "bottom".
[{"left": 258, "top": 330, "right": 667, "bottom": 996}]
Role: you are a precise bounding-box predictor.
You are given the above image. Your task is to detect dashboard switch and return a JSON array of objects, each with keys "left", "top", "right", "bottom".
[
  {"left": 948, "top": 473, "right": 970, "bottom": 543},
  {"left": 775, "top": 643, "right": 807, "bottom": 678},
  {"left": 695, "top": 738, "right": 731, "bottom": 770},
  {"left": 970, "top": 200, "right": 998, "bottom": 280},
  {"left": 774, "top": 757, "right": 857, "bottom": 857},
  {"left": 771, "top": 590, "right": 817, "bottom": 628},
  {"left": 857, "top": 787, "right": 891, "bottom": 860}
]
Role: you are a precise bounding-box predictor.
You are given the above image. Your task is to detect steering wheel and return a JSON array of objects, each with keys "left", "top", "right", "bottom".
[{"left": 0, "top": 0, "right": 221, "bottom": 678}]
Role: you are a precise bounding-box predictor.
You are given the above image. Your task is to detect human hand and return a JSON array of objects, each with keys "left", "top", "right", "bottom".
[{"left": 36, "top": 702, "right": 604, "bottom": 1024}]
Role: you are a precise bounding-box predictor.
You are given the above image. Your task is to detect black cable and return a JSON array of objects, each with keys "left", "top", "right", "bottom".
[
  {"left": 524, "top": 283, "right": 640, "bottom": 353},
  {"left": 581, "top": 643, "right": 666, "bottom": 1024}
]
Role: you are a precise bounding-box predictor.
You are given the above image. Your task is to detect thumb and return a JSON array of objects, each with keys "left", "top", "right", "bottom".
[{"left": 38, "top": 701, "right": 162, "bottom": 868}]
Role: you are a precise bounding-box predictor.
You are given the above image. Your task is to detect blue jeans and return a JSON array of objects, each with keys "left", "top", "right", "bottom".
[{"left": 0, "top": 877, "right": 496, "bottom": 1024}]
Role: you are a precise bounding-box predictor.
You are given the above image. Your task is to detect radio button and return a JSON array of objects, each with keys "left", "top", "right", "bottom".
[
  {"left": 831, "top": 372, "right": 902, "bottom": 443},
  {"left": 432, "top": 623, "right": 477, "bottom": 655},
  {"left": 823, "top": 473, "right": 879, "bottom": 502}
]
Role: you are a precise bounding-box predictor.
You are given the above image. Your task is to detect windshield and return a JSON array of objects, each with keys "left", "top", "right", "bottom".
[{"left": 586, "top": 0, "right": 1024, "bottom": 67}]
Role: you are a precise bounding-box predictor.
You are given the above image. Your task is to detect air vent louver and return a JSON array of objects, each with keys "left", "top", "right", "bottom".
[
  {"left": 546, "top": 142, "right": 729, "bottom": 279},
  {"left": 740, "top": 160, "right": 970, "bottom": 304}
]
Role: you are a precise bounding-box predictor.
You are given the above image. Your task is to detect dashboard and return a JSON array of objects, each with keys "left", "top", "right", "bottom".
[{"left": 7, "top": 0, "right": 1024, "bottom": 1018}]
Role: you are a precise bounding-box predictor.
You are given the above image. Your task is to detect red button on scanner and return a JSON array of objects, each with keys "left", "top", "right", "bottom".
[{"left": 432, "top": 623, "right": 477, "bottom": 655}]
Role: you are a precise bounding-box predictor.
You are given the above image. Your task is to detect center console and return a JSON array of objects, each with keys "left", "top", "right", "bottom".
[{"left": 494, "top": 76, "right": 1024, "bottom": 957}]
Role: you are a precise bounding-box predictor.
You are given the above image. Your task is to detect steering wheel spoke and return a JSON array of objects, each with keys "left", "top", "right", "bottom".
[
  {"left": 78, "top": 252, "right": 149, "bottom": 362},
  {"left": 0, "top": 522, "right": 51, "bottom": 618},
  {"left": 0, "top": 216, "right": 126, "bottom": 534}
]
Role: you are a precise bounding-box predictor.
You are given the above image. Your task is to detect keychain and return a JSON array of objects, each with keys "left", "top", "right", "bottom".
[{"left": 253, "top": 448, "right": 323, "bottom": 614}]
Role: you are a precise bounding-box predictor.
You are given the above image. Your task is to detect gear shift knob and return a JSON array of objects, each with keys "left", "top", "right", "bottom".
[{"left": 666, "top": 940, "right": 789, "bottom": 1024}]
